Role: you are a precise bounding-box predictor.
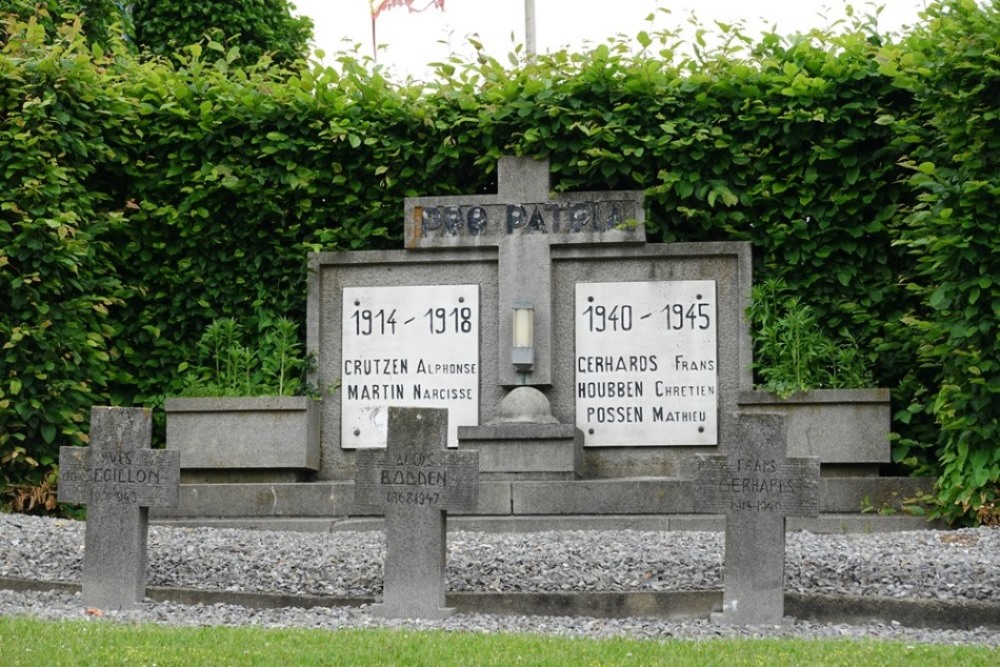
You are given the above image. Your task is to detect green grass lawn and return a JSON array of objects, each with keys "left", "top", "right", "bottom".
[{"left": 1, "top": 616, "right": 998, "bottom": 666}]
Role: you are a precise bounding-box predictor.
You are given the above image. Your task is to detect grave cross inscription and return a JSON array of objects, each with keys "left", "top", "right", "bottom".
[
  {"left": 690, "top": 412, "right": 819, "bottom": 624},
  {"left": 355, "top": 407, "right": 479, "bottom": 619},
  {"left": 58, "top": 407, "right": 180, "bottom": 611},
  {"left": 404, "top": 156, "right": 645, "bottom": 386}
]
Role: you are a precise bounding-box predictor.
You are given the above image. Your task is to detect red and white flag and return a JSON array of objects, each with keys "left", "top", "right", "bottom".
[{"left": 370, "top": 0, "right": 445, "bottom": 21}]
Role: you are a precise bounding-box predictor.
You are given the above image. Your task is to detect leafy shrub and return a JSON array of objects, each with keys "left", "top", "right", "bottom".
[
  {"left": 747, "top": 279, "right": 874, "bottom": 397},
  {"left": 176, "top": 316, "right": 308, "bottom": 397},
  {"left": 1, "top": 3, "right": 997, "bottom": 524},
  {"left": 104, "top": 41, "right": 497, "bottom": 411},
  {"left": 1, "top": 0, "right": 127, "bottom": 47},
  {"left": 131, "top": 0, "right": 313, "bottom": 67}
]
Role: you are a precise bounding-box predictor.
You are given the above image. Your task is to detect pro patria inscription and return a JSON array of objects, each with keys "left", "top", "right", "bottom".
[
  {"left": 341, "top": 284, "right": 479, "bottom": 449},
  {"left": 407, "top": 197, "right": 643, "bottom": 247},
  {"left": 575, "top": 280, "right": 718, "bottom": 446}
]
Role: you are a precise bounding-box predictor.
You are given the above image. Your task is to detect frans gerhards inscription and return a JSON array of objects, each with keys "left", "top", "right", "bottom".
[
  {"left": 58, "top": 407, "right": 180, "bottom": 610},
  {"left": 691, "top": 412, "right": 819, "bottom": 624},
  {"left": 355, "top": 407, "right": 479, "bottom": 619}
]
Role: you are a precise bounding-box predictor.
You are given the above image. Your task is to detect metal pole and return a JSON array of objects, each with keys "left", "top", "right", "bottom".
[{"left": 524, "top": 0, "right": 537, "bottom": 58}]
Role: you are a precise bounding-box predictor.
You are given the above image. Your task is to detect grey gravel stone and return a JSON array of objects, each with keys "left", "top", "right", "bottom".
[{"left": 1, "top": 514, "right": 998, "bottom": 645}]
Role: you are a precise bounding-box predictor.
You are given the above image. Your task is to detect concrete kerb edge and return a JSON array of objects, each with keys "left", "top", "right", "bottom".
[
  {"left": 3, "top": 577, "right": 997, "bottom": 631},
  {"left": 151, "top": 513, "right": 943, "bottom": 534}
]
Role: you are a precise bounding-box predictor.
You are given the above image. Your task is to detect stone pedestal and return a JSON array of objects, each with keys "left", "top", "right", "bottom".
[
  {"left": 738, "top": 389, "right": 890, "bottom": 476},
  {"left": 459, "top": 423, "right": 582, "bottom": 480}
]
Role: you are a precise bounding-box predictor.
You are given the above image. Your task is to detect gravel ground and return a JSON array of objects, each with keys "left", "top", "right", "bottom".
[{"left": 1, "top": 514, "right": 998, "bottom": 645}]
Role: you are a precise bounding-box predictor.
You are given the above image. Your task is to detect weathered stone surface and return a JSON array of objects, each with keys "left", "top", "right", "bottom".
[
  {"left": 459, "top": 422, "right": 582, "bottom": 480},
  {"left": 164, "top": 397, "right": 319, "bottom": 470},
  {"left": 511, "top": 479, "right": 697, "bottom": 515},
  {"left": 58, "top": 407, "right": 179, "bottom": 611},
  {"left": 354, "top": 407, "right": 479, "bottom": 619},
  {"left": 690, "top": 412, "right": 819, "bottom": 625},
  {"left": 738, "top": 389, "right": 891, "bottom": 465}
]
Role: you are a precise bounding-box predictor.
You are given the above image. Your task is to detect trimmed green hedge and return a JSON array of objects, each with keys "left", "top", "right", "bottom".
[
  {"left": 1, "top": 1, "right": 996, "bottom": 523},
  {"left": 131, "top": 0, "right": 313, "bottom": 67},
  {"left": 0, "top": 20, "right": 134, "bottom": 510},
  {"left": 886, "top": 0, "right": 1000, "bottom": 524}
]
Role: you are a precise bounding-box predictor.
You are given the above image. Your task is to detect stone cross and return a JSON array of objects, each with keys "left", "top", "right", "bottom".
[
  {"left": 404, "top": 157, "right": 645, "bottom": 386},
  {"left": 355, "top": 407, "right": 479, "bottom": 618},
  {"left": 58, "top": 407, "right": 180, "bottom": 611},
  {"left": 690, "top": 412, "right": 820, "bottom": 624}
]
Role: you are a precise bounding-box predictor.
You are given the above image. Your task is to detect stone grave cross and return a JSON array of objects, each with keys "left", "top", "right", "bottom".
[
  {"left": 58, "top": 407, "right": 180, "bottom": 611},
  {"left": 690, "top": 412, "right": 820, "bottom": 624},
  {"left": 404, "top": 157, "right": 645, "bottom": 386},
  {"left": 355, "top": 406, "right": 479, "bottom": 618}
]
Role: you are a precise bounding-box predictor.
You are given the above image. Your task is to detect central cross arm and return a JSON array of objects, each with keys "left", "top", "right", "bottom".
[
  {"left": 690, "top": 455, "right": 820, "bottom": 517},
  {"left": 403, "top": 157, "right": 646, "bottom": 386}
]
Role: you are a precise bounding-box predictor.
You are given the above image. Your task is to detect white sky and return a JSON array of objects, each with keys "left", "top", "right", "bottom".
[{"left": 292, "top": 1, "right": 930, "bottom": 80}]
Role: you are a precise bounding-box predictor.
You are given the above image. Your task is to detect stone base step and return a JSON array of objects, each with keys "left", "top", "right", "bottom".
[{"left": 149, "top": 476, "right": 937, "bottom": 534}]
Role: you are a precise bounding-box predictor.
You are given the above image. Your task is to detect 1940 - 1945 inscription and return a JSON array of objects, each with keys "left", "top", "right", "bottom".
[{"left": 575, "top": 280, "right": 719, "bottom": 447}]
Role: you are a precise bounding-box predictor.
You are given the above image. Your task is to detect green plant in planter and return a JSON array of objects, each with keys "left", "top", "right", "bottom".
[
  {"left": 176, "top": 316, "right": 309, "bottom": 397},
  {"left": 747, "top": 278, "right": 874, "bottom": 398}
]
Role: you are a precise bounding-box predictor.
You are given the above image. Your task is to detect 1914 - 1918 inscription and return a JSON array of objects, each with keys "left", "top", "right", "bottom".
[{"left": 341, "top": 284, "right": 480, "bottom": 449}]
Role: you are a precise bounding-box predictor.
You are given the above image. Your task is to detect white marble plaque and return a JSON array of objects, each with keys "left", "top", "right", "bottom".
[
  {"left": 575, "top": 281, "right": 718, "bottom": 446},
  {"left": 341, "top": 285, "right": 479, "bottom": 449}
]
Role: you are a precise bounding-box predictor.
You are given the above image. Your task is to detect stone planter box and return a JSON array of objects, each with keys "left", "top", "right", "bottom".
[
  {"left": 165, "top": 397, "right": 320, "bottom": 472},
  {"left": 737, "top": 389, "right": 890, "bottom": 472}
]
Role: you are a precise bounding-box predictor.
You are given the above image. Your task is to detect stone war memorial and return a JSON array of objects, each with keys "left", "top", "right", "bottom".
[
  {"left": 355, "top": 407, "right": 478, "bottom": 619},
  {"left": 296, "top": 156, "right": 892, "bottom": 496},
  {"left": 310, "top": 156, "right": 755, "bottom": 489},
  {"left": 59, "top": 407, "right": 180, "bottom": 611},
  {"left": 151, "top": 155, "right": 911, "bottom": 523},
  {"left": 150, "top": 156, "right": 922, "bottom": 624}
]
